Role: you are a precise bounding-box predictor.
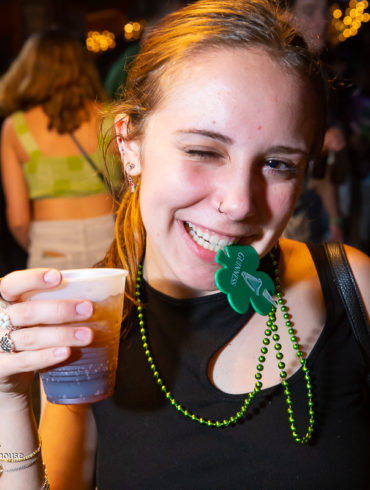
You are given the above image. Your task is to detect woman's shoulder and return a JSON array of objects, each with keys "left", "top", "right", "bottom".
[
  {"left": 279, "top": 238, "right": 316, "bottom": 271},
  {"left": 280, "top": 238, "right": 369, "bottom": 320},
  {"left": 1, "top": 111, "right": 25, "bottom": 143}
]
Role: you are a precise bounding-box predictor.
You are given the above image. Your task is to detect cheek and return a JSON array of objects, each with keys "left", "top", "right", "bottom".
[
  {"left": 141, "top": 160, "right": 211, "bottom": 210},
  {"left": 267, "top": 182, "right": 300, "bottom": 219}
]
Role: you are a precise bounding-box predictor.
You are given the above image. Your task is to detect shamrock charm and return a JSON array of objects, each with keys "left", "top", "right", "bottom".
[{"left": 215, "top": 245, "right": 277, "bottom": 316}]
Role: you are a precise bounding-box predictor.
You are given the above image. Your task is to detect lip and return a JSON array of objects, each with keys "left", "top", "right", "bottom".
[
  {"left": 185, "top": 221, "right": 239, "bottom": 242},
  {"left": 178, "top": 220, "right": 257, "bottom": 264}
]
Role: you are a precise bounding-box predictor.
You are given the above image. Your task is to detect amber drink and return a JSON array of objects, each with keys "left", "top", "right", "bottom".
[{"left": 26, "top": 268, "right": 127, "bottom": 404}]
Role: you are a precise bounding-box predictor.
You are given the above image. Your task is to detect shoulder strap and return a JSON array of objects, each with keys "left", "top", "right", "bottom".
[
  {"left": 11, "top": 112, "right": 41, "bottom": 158},
  {"left": 307, "top": 241, "right": 370, "bottom": 363},
  {"left": 69, "top": 133, "right": 108, "bottom": 187}
]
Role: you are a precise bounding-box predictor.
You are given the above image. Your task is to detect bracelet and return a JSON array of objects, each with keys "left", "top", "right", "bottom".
[
  {"left": 0, "top": 453, "right": 40, "bottom": 474},
  {"left": 0, "top": 435, "right": 42, "bottom": 462},
  {"left": 41, "top": 464, "right": 50, "bottom": 490}
]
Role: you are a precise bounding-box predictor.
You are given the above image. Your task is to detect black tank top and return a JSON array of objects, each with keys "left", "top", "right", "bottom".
[{"left": 92, "top": 248, "right": 370, "bottom": 489}]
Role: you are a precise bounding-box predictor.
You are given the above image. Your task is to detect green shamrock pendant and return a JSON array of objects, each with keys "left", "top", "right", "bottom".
[{"left": 215, "top": 245, "right": 277, "bottom": 316}]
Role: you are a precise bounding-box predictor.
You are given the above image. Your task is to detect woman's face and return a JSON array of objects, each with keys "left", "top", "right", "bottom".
[
  {"left": 124, "top": 48, "right": 317, "bottom": 296},
  {"left": 292, "top": 0, "right": 329, "bottom": 52}
]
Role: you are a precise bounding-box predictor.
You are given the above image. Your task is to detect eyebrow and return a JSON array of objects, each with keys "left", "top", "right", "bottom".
[
  {"left": 174, "top": 129, "right": 234, "bottom": 145},
  {"left": 174, "top": 131, "right": 310, "bottom": 158},
  {"left": 268, "top": 145, "right": 310, "bottom": 159}
]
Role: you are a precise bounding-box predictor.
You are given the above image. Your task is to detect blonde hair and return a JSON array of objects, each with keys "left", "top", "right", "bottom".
[
  {"left": 0, "top": 27, "right": 105, "bottom": 133},
  {"left": 101, "top": 0, "right": 327, "bottom": 331}
]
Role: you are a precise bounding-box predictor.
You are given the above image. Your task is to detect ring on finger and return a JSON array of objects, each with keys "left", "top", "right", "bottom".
[{"left": 0, "top": 307, "right": 17, "bottom": 353}]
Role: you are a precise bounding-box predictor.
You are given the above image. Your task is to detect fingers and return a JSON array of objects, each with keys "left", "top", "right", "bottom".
[
  {"left": 1, "top": 347, "right": 72, "bottom": 376},
  {"left": 7, "top": 299, "right": 93, "bottom": 327},
  {"left": 0, "top": 325, "right": 94, "bottom": 378},
  {"left": 11, "top": 325, "right": 93, "bottom": 352},
  {"left": 1, "top": 269, "right": 61, "bottom": 301}
]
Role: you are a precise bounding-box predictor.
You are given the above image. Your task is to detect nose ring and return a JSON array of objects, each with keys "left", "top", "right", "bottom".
[{"left": 218, "top": 201, "right": 224, "bottom": 214}]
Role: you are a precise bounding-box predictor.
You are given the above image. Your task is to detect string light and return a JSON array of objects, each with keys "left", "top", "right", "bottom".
[
  {"left": 123, "top": 20, "right": 145, "bottom": 41},
  {"left": 86, "top": 31, "right": 116, "bottom": 53},
  {"left": 331, "top": 0, "right": 369, "bottom": 42}
]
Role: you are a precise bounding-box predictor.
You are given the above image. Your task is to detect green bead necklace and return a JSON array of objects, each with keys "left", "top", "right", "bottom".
[{"left": 135, "top": 251, "right": 315, "bottom": 444}]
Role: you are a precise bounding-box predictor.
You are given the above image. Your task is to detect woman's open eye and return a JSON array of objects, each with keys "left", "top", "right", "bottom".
[{"left": 264, "top": 159, "right": 299, "bottom": 175}]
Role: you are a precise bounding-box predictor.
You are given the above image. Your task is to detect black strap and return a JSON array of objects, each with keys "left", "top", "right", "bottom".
[
  {"left": 69, "top": 133, "right": 107, "bottom": 186},
  {"left": 307, "top": 242, "right": 370, "bottom": 363}
]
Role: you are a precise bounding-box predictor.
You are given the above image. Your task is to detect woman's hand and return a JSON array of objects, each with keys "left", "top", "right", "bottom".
[{"left": 0, "top": 268, "right": 94, "bottom": 399}]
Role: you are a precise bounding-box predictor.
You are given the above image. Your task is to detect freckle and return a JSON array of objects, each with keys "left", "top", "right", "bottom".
[{"left": 257, "top": 125, "right": 262, "bottom": 130}]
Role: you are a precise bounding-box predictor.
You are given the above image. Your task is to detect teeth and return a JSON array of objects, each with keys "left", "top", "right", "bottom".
[{"left": 186, "top": 222, "right": 238, "bottom": 252}]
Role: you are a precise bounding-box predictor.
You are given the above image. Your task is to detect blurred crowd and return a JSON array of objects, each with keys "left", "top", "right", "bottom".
[{"left": 0, "top": 0, "right": 369, "bottom": 280}]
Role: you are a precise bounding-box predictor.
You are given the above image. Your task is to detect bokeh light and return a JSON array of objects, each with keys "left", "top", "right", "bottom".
[{"left": 331, "top": 0, "right": 369, "bottom": 41}]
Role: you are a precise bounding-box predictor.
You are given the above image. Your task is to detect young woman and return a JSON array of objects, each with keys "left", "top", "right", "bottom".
[
  {"left": 0, "top": 28, "right": 121, "bottom": 269},
  {"left": 0, "top": 1, "right": 369, "bottom": 489}
]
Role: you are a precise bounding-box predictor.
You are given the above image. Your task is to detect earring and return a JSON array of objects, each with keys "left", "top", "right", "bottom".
[
  {"left": 218, "top": 201, "right": 224, "bottom": 214},
  {"left": 126, "top": 163, "right": 135, "bottom": 193},
  {"left": 117, "top": 137, "right": 125, "bottom": 161}
]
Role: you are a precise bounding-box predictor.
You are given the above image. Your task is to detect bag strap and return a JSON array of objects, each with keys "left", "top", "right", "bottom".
[
  {"left": 307, "top": 241, "right": 370, "bottom": 362},
  {"left": 69, "top": 133, "right": 107, "bottom": 186}
]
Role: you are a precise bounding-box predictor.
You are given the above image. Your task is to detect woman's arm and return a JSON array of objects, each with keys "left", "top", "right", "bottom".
[
  {"left": 40, "top": 399, "right": 97, "bottom": 490},
  {"left": 0, "top": 269, "right": 95, "bottom": 489},
  {"left": 0, "top": 117, "right": 31, "bottom": 250},
  {"left": 0, "top": 395, "right": 45, "bottom": 490}
]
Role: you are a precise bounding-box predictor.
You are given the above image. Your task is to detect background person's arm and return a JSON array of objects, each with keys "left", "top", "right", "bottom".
[{"left": 0, "top": 117, "right": 31, "bottom": 250}]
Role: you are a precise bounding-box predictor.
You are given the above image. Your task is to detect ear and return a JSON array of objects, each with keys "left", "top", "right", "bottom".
[{"left": 114, "top": 114, "right": 141, "bottom": 176}]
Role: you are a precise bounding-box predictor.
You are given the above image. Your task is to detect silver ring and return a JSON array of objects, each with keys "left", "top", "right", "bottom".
[
  {"left": 0, "top": 329, "right": 16, "bottom": 353},
  {"left": 0, "top": 307, "right": 16, "bottom": 353},
  {"left": 218, "top": 201, "right": 224, "bottom": 214}
]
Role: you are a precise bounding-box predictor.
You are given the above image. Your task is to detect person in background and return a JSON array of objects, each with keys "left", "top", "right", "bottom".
[
  {"left": 282, "top": 0, "right": 348, "bottom": 242},
  {"left": 0, "top": 27, "right": 122, "bottom": 270},
  {"left": 104, "top": 0, "right": 187, "bottom": 100},
  {"left": 0, "top": 1, "right": 368, "bottom": 488}
]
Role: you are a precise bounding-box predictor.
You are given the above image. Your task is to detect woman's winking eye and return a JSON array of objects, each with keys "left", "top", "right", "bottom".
[{"left": 183, "top": 147, "right": 223, "bottom": 160}]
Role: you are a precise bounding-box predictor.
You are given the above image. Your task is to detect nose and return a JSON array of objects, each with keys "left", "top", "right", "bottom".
[{"left": 217, "top": 165, "right": 257, "bottom": 221}]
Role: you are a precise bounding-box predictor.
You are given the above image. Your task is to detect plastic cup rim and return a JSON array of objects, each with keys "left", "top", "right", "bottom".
[{"left": 60, "top": 268, "right": 128, "bottom": 282}]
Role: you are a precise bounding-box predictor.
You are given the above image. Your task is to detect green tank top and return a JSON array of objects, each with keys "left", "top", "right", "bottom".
[{"left": 11, "top": 111, "right": 122, "bottom": 199}]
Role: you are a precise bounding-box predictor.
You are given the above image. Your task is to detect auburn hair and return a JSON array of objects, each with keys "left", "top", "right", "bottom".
[
  {"left": 101, "top": 0, "right": 327, "bottom": 332},
  {"left": 0, "top": 27, "right": 105, "bottom": 133}
]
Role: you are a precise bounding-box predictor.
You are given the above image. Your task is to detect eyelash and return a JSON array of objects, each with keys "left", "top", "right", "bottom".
[
  {"left": 184, "top": 149, "right": 222, "bottom": 160},
  {"left": 264, "top": 159, "right": 299, "bottom": 175}
]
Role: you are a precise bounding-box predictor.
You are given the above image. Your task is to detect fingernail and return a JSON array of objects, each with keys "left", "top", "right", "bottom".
[
  {"left": 53, "top": 347, "right": 68, "bottom": 357},
  {"left": 74, "top": 328, "right": 92, "bottom": 341},
  {"left": 75, "top": 301, "right": 93, "bottom": 316},
  {"left": 44, "top": 270, "right": 60, "bottom": 285}
]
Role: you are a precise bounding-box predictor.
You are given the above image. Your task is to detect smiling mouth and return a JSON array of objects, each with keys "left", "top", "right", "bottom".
[{"left": 185, "top": 221, "right": 238, "bottom": 252}]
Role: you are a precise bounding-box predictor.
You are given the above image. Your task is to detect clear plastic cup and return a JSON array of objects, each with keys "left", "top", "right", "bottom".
[{"left": 25, "top": 268, "right": 127, "bottom": 404}]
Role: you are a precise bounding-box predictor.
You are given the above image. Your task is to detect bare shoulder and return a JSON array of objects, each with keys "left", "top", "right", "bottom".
[
  {"left": 278, "top": 238, "right": 318, "bottom": 283},
  {"left": 1, "top": 115, "right": 16, "bottom": 139},
  {"left": 1, "top": 115, "right": 20, "bottom": 156},
  {"left": 344, "top": 244, "right": 370, "bottom": 318},
  {"left": 279, "top": 238, "right": 324, "bottom": 305}
]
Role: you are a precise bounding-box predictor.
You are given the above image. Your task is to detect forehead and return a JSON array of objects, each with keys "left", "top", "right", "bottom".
[{"left": 146, "top": 47, "right": 317, "bottom": 150}]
